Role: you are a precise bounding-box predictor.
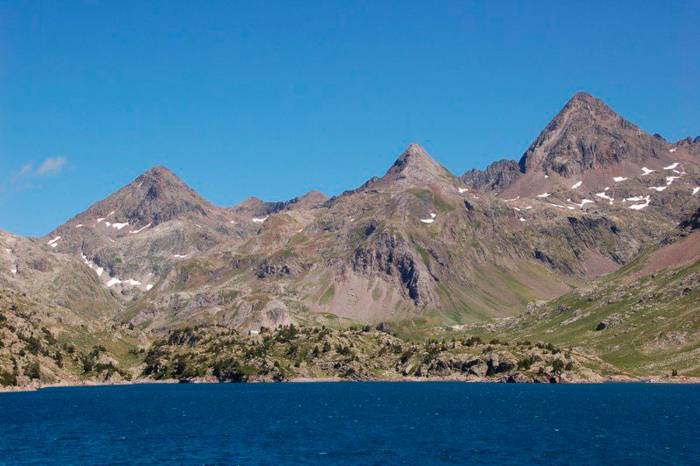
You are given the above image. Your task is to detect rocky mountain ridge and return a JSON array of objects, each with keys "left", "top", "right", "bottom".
[
  {"left": 1, "top": 92, "right": 698, "bottom": 388},
  {"left": 11, "top": 93, "right": 695, "bottom": 329}
]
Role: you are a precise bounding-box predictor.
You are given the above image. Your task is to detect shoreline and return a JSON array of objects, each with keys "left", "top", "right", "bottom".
[{"left": 2, "top": 374, "right": 699, "bottom": 393}]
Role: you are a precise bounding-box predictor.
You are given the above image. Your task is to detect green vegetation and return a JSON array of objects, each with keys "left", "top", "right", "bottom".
[
  {"left": 411, "top": 189, "right": 454, "bottom": 213},
  {"left": 140, "top": 324, "right": 601, "bottom": 383},
  {"left": 483, "top": 259, "right": 700, "bottom": 377}
]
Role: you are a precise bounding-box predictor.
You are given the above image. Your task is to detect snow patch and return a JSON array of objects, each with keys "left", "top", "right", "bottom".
[
  {"left": 129, "top": 223, "right": 152, "bottom": 234},
  {"left": 173, "top": 254, "right": 188, "bottom": 259},
  {"left": 47, "top": 236, "right": 61, "bottom": 248},
  {"left": 664, "top": 162, "right": 679, "bottom": 170},
  {"left": 536, "top": 193, "right": 550, "bottom": 198},
  {"left": 669, "top": 147, "right": 677, "bottom": 153},
  {"left": 613, "top": 176, "right": 628, "bottom": 183},
  {"left": 519, "top": 218, "right": 526, "bottom": 222},
  {"left": 146, "top": 284, "right": 154, "bottom": 291},
  {"left": 81, "top": 253, "right": 104, "bottom": 277},
  {"left": 106, "top": 276, "right": 142, "bottom": 288},
  {"left": 420, "top": 213, "right": 437, "bottom": 224},
  {"left": 693, "top": 187, "right": 700, "bottom": 195},
  {"left": 106, "top": 277, "right": 121, "bottom": 287},
  {"left": 457, "top": 187, "right": 468, "bottom": 194},
  {"left": 629, "top": 196, "right": 651, "bottom": 210},
  {"left": 75, "top": 224, "right": 84, "bottom": 228},
  {"left": 111, "top": 222, "right": 129, "bottom": 230},
  {"left": 665, "top": 176, "right": 680, "bottom": 186},
  {"left": 567, "top": 198, "right": 594, "bottom": 209},
  {"left": 649, "top": 186, "right": 667, "bottom": 192},
  {"left": 96, "top": 211, "right": 115, "bottom": 225},
  {"left": 571, "top": 181, "right": 582, "bottom": 189},
  {"left": 252, "top": 216, "right": 268, "bottom": 223},
  {"left": 641, "top": 167, "right": 655, "bottom": 176},
  {"left": 595, "top": 192, "right": 614, "bottom": 204}
]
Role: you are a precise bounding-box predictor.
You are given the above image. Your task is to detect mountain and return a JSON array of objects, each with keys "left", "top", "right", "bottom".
[
  {"left": 2, "top": 91, "right": 699, "bottom": 389},
  {"left": 24, "top": 93, "right": 698, "bottom": 334},
  {"left": 463, "top": 92, "right": 699, "bottom": 200},
  {"left": 122, "top": 138, "right": 691, "bottom": 332},
  {"left": 519, "top": 92, "right": 669, "bottom": 175},
  {"left": 40, "top": 167, "right": 242, "bottom": 300},
  {"left": 80, "top": 166, "right": 222, "bottom": 226},
  {"left": 23, "top": 93, "right": 698, "bottom": 333}
]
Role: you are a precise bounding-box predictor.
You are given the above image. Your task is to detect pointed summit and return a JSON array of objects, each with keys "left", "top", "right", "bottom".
[
  {"left": 518, "top": 92, "right": 668, "bottom": 176},
  {"left": 78, "top": 166, "right": 217, "bottom": 226},
  {"left": 383, "top": 143, "right": 453, "bottom": 183},
  {"left": 559, "top": 91, "right": 617, "bottom": 120}
]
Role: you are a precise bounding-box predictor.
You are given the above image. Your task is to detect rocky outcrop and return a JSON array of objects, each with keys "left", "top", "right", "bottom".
[
  {"left": 461, "top": 159, "right": 522, "bottom": 191},
  {"left": 675, "top": 136, "right": 700, "bottom": 156},
  {"left": 351, "top": 231, "right": 435, "bottom": 306}
]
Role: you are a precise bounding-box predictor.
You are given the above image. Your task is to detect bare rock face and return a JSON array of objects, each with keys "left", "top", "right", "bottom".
[
  {"left": 255, "top": 300, "right": 291, "bottom": 331},
  {"left": 229, "top": 196, "right": 282, "bottom": 218},
  {"left": 518, "top": 92, "right": 668, "bottom": 176},
  {"left": 461, "top": 159, "right": 522, "bottom": 191},
  {"left": 351, "top": 230, "right": 435, "bottom": 307},
  {"left": 680, "top": 206, "right": 700, "bottom": 231},
  {"left": 674, "top": 136, "right": 700, "bottom": 156}
]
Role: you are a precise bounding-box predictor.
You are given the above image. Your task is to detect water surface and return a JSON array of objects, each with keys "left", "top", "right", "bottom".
[{"left": 0, "top": 383, "right": 697, "bottom": 465}]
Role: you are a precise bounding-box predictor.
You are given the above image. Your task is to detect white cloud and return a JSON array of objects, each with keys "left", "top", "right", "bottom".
[
  {"left": 36, "top": 157, "right": 67, "bottom": 176},
  {"left": 18, "top": 164, "right": 33, "bottom": 177}
]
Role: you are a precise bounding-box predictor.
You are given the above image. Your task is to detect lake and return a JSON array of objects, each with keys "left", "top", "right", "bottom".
[{"left": 0, "top": 383, "right": 697, "bottom": 465}]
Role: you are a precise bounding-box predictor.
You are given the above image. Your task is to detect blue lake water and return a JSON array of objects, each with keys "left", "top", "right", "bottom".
[{"left": 0, "top": 382, "right": 698, "bottom": 465}]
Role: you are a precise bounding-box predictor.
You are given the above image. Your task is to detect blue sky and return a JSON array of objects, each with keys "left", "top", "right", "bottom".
[{"left": 1, "top": 1, "right": 698, "bottom": 236}]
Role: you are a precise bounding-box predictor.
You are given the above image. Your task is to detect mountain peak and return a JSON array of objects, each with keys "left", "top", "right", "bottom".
[
  {"left": 384, "top": 144, "right": 452, "bottom": 183},
  {"left": 287, "top": 190, "right": 328, "bottom": 209},
  {"left": 568, "top": 91, "right": 599, "bottom": 104},
  {"left": 518, "top": 92, "right": 667, "bottom": 176},
  {"left": 559, "top": 91, "right": 615, "bottom": 119},
  {"left": 141, "top": 165, "right": 177, "bottom": 178},
  {"left": 78, "top": 166, "right": 215, "bottom": 226}
]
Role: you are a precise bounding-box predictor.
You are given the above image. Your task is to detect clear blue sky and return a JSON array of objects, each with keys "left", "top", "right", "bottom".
[{"left": 1, "top": 1, "right": 698, "bottom": 236}]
